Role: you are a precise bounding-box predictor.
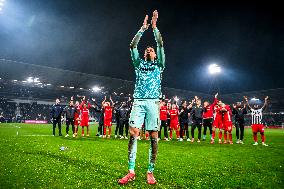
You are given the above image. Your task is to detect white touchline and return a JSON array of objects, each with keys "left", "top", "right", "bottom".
[{"left": 21, "top": 135, "right": 53, "bottom": 137}]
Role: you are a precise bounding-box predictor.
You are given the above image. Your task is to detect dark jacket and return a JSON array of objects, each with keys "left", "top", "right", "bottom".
[
  {"left": 50, "top": 104, "right": 64, "bottom": 119},
  {"left": 190, "top": 105, "right": 203, "bottom": 120},
  {"left": 232, "top": 108, "right": 247, "bottom": 123},
  {"left": 179, "top": 106, "right": 190, "bottom": 122},
  {"left": 118, "top": 106, "right": 131, "bottom": 121},
  {"left": 64, "top": 105, "right": 78, "bottom": 119}
]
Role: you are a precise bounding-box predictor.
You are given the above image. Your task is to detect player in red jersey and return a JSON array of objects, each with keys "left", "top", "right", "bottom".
[
  {"left": 222, "top": 104, "right": 233, "bottom": 144},
  {"left": 211, "top": 101, "right": 224, "bottom": 144},
  {"left": 102, "top": 96, "right": 114, "bottom": 138},
  {"left": 74, "top": 100, "right": 81, "bottom": 137},
  {"left": 202, "top": 93, "right": 218, "bottom": 141},
  {"left": 80, "top": 96, "right": 91, "bottom": 137},
  {"left": 169, "top": 104, "right": 180, "bottom": 140},
  {"left": 159, "top": 100, "right": 169, "bottom": 141}
]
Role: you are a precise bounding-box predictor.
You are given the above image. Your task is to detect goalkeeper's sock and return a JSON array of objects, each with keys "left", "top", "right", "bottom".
[
  {"left": 148, "top": 137, "right": 158, "bottom": 173},
  {"left": 128, "top": 136, "right": 138, "bottom": 171}
]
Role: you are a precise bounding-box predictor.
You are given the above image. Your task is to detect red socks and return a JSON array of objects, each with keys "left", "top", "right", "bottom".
[
  {"left": 82, "top": 127, "right": 84, "bottom": 135},
  {"left": 253, "top": 133, "right": 257, "bottom": 142},
  {"left": 261, "top": 133, "right": 265, "bottom": 142},
  {"left": 108, "top": 128, "right": 112, "bottom": 136},
  {"left": 229, "top": 133, "right": 232, "bottom": 141},
  {"left": 212, "top": 130, "right": 215, "bottom": 140},
  {"left": 103, "top": 127, "right": 106, "bottom": 135},
  {"left": 176, "top": 130, "right": 180, "bottom": 139},
  {"left": 146, "top": 132, "right": 149, "bottom": 139}
]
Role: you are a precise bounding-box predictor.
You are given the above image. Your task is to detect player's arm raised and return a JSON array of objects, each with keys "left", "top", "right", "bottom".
[
  {"left": 130, "top": 15, "right": 150, "bottom": 68},
  {"left": 261, "top": 96, "right": 269, "bottom": 110},
  {"left": 152, "top": 10, "right": 165, "bottom": 70},
  {"left": 243, "top": 96, "right": 252, "bottom": 110}
]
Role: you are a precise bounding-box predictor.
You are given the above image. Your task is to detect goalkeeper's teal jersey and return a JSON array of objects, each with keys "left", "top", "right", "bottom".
[
  {"left": 130, "top": 28, "right": 165, "bottom": 99},
  {"left": 133, "top": 59, "right": 163, "bottom": 99}
]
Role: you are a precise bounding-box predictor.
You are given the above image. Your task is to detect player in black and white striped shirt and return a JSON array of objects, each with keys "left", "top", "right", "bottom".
[{"left": 244, "top": 96, "right": 269, "bottom": 146}]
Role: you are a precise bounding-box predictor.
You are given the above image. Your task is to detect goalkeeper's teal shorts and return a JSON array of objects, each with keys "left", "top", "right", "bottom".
[{"left": 129, "top": 99, "right": 160, "bottom": 131}]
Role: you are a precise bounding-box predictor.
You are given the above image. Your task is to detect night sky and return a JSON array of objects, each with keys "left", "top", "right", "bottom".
[{"left": 0, "top": 0, "right": 283, "bottom": 94}]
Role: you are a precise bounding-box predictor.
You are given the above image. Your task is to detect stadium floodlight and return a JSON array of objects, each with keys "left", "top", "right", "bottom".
[
  {"left": 251, "top": 97, "right": 260, "bottom": 101},
  {"left": 69, "top": 86, "right": 74, "bottom": 89},
  {"left": 34, "top": 77, "right": 40, "bottom": 83},
  {"left": 79, "top": 88, "right": 83, "bottom": 90},
  {"left": 46, "top": 84, "right": 51, "bottom": 86},
  {"left": 174, "top": 96, "right": 179, "bottom": 102},
  {"left": 27, "top": 77, "right": 33, "bottom": 83},
  {"left": 208, "top": 64, "right": 221, "bottom": 74},
  {"left": 13, "top": 79, "right": 17, "bottom": 82},
  {"left": 92, "top": 86, "right": 101, "bottom": 92},
  {"left": 0, "top": 0, "right": 5, "bottom": 12},
  {"left": 60, "top": 86, "right": 64, "bottom": 88}
]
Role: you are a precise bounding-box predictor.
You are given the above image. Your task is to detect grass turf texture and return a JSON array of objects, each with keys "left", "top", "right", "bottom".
[{"left": 0, "top": 123, "right": 283, "bottom": 189}]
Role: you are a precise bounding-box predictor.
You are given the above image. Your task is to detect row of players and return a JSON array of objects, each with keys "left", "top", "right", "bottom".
[{"left": 50, "top": 94, "right": 269, "bottom": 145}]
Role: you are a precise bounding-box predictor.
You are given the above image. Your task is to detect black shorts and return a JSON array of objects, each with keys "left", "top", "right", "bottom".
[{"left": 203, "top": 118, "right": 213, "bottom": 127}]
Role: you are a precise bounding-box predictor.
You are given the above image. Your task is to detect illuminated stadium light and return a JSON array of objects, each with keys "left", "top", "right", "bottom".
[
  {"left": 79, "top": 88, "right": 83, "bottom": 90},
  {"left": 26, "top": 77, "right": 40, "bottom": 83},
  {"left": 174, "top": 96, "right": 179, "bottom": 102},
  {"left": 208, "top": 64, "right": 221, "bottom": 74},
  {"left": 34, "top": 77, "right": 40, "bottom": 83},
  {"left": 27, "top": 77, "right": 34, "bottom": 83},
  {"left": 13, "top": 80, "right": 17, "bottom": 82},
  {"left": 251, "top": 97, "right": 260, "bottom": 101},
  {"left": 0, "top": 0, "right": 5, "bottom": 13},
  {"left": 92, "top": 86, "right": 101, "bottom": 92},
  {"left": 60, "top": 86, "right": 64, "bottom": 88},
  {"left": 69, "top": 86, "right": 74, "bottom": 89},
  {"left": 46, "top": 84, "right": 51, "bottom": 86}
]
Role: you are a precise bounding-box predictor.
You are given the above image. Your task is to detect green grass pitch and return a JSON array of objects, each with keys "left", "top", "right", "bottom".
[{"left": 0, "top": 123, "right": 283, "bottom": 189}]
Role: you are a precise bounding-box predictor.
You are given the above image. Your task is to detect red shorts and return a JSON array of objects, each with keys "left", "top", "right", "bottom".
[
  {"left": 223, "top": 122, "right": 232, "bottom": 132},
  {"left": 252, "top": 124, "right": 264, "bottom": 133},
  {"left": 104, "top": 119, "right": 112, "bottom": 127},
  {"left": 80, "top": 120, "right": 89, "bottom": 127},
  {"left": 213, "top": 120, "right": 223, "bottom": 129},
  {"left": 170, "top": 122, "right": 179, "bottom": 130},
  {"left": 74, "top": 118, "right": 80, "bottom": 126}
]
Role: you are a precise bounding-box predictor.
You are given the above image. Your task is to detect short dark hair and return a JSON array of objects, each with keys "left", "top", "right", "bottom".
[{"left": 146, "top": 46, "right": 154, "bottom": 49}]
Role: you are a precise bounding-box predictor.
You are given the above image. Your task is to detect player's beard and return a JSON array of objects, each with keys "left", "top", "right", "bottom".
[{"left": 146, "top": 53, "right": 152, "bottom": 61}]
